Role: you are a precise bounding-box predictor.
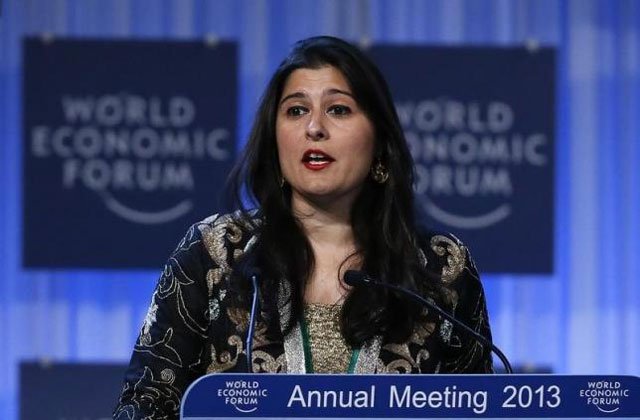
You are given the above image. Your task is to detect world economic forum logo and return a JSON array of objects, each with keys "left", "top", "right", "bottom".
[
  {"left": 29, "top": 93, "right": 231, "bottom": 224},
  {"left": 579, "top": 380, "right": 631, "bottom": 414},
  {"left": 216, "top": 380, "right": 269, "bottom": 413},
  {"left": 397, "top": 99, "right": 549, "bottom": 229}
]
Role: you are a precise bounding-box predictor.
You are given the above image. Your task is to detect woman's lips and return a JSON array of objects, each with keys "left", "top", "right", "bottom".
[{"left": 301, "top": 149, "right": 335, "bottom": 171}]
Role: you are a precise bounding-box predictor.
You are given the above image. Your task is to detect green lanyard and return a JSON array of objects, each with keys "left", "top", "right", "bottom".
[{"left": 299, "top": 316, "right": 360, "bottom": 374}]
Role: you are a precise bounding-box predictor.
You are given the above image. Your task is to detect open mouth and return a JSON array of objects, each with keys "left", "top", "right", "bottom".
[{"left": 301, "top": 149, "right": 335, "bottom": 170}]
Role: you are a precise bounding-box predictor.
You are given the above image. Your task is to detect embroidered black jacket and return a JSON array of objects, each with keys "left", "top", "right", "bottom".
[{"left": 114, "top": 212, "right": 493, "bottom": 419}]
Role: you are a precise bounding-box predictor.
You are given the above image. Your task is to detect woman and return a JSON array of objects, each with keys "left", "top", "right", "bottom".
[{"left": 114, "top": 36, "right": 493, "bottom": 420}]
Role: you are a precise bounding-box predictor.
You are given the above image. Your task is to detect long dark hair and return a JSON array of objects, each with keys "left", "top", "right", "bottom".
[{"left": 229, "top": 36, "right": 444, "bottom": 346}]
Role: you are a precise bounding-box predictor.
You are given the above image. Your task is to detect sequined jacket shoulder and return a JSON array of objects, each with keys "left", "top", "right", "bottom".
[{"left": 114, "top": 212, "right": 493, "bottom": 420}]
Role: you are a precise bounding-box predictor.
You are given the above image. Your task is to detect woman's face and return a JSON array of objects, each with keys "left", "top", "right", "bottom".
[{"left": 276, "top": 66, "right": 376, "bottom": 209}]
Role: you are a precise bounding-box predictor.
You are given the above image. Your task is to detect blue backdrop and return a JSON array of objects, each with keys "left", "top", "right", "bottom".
[
  {"left": 1, "top": 1, "right": 639, "bottom": 419},
  {"left": 370, "top": 45, "right": 556, "bottom": 274},
  {"left": 21, "top": 38, "right": 238, "bottom": 269}
]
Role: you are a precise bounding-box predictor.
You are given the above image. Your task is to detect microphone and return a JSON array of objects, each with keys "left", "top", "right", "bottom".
[
  {"left": 246, "top": 268, "right": 261, "bottom": 374},
  {"left": 344, "top": 270, "right": 513, "bottom": 374}
]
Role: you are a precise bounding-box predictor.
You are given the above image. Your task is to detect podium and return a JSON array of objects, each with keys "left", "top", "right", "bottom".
[{"left": 181, "top": 373, "right": 640, "bottom": 418}]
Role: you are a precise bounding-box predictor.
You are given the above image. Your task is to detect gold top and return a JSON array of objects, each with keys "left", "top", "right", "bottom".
[{"left": 303, "top": 303, "right": 352, "bottom": 373}]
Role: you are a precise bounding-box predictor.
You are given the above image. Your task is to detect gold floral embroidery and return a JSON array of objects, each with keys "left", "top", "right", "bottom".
[
  {"left": 202, "top": 220, "right": 231, "bottom": 271},
  {"left": 252, "top": 320, "right": 271, "bottom": 347},
  {"left": 227, "top": 307, "right": 250, "bottom": 332},
  {"left": 416, "top": 349, "right": 430, "bottom": 367},
  {"left": 411, "top": 321, "right": 436, "bottom": 346},
  {"left": 384, "top": 359, "right": 413, "bottom": 373},
  {"left": 430, "top": 235, "right": 467, "bottom": 283},
  {"left": 227, "top": 335, "right": 243, "bottom": 355},
  {"left": 252, "top": 350, "right": 286, "bottom": 373},
  {"left": 206, "top": 334, "right": 244, "bottom": 373},
  {"left": 378, "top": 315, "right": 436, "bottom": 373},
  {"left": 227, "top": 222, "right": 242, "bottom": 244},
  {"left": 206, "top": 268, "right": 224, "bottom": 290},
  {"left": 207, "top": 348, "right": 236, "bottom": 373}
]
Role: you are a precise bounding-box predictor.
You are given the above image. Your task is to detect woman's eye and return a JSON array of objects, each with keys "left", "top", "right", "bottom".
[
  {"left": 286, "top": 106, "right": 307, "bottom": 117},
  {"left": 327, "top": 104, "right": 351, "bottom": 116}
]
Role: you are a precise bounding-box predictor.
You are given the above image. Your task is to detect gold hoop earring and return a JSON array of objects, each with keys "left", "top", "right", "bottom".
[{"left": 371, "top": 159, "right": 389, "bottom": 184}]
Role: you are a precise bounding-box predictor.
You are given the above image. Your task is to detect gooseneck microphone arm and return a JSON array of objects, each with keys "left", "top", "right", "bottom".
[
  {"left": 246, "top": 271, "right": 261, "bottom": 373},
  {"left": 344, "top": 270, "right": 513, "bottom": 374}
]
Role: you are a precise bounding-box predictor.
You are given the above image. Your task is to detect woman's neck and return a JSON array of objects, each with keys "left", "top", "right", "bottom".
[
  {"left": 291, "top": 191, "right": 354, "bottom": 246},
  {"left": 291, "top": 192, "right": 359, "bottom": 304}
]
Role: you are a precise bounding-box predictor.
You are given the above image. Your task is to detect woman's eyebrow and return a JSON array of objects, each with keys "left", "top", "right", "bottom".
[
  {"left": 325, "top": 88, "right": 354, "bottom": 98},
  {"left": 279, "top": 88, "right": 354, "bottom": 106},
  {"left": 279, "top": 91, "right": 306, "bottom": 105}
]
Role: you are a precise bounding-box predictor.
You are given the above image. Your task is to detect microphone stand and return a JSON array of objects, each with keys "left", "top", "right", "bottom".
[
  {"left": 345, "top": 270, "right": 513, "bottom": 374},
  {"left": 246, "top": 272, "right": 260, "bottom": 373}
]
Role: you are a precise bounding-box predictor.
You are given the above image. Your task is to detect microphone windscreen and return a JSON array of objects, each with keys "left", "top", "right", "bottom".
[{"left": 344, "top": 270, "right": 365, "bottom": 286}]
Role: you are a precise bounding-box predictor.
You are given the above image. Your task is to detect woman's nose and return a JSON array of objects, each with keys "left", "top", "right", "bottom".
[{"left": 305, "top": 112, "right": 328, "bottom": 141}]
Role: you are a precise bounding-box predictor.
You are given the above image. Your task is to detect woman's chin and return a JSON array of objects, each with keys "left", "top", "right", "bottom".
[{"left": 292, "top": 186, "right": 362, "bottom": 210}]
